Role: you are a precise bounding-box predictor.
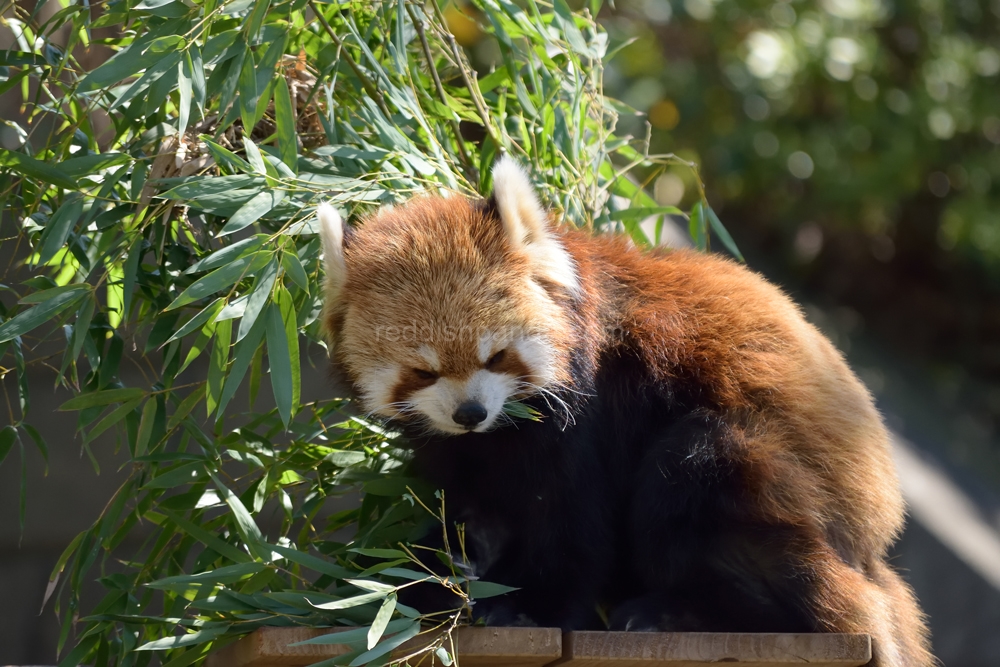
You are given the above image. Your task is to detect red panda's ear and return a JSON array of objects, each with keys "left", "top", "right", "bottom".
[
  {"left": 317, "top": 203, "right": 346, "bottom": 300},
  {"left": 491, "top": 157, "right": 579, "bottom": 293}
]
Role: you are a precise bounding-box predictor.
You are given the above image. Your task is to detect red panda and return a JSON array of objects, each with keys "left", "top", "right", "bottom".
[{"left": 319, "top": 157, "right": 933, "bottom": 667}]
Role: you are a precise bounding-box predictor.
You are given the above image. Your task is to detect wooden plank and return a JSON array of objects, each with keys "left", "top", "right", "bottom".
[
  {"left": 552, "top": 632, "right": 872, "bottom": 667},
  {"left": 205, "top": 626, "right": 563, "bottom": 667}
]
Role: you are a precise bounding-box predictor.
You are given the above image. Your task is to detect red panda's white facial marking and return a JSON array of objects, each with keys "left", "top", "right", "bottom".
[
  {"left": 355, "top": 363, "right": 403, "bottom": 419},
  {"left": 354, "top": 330, "right": 556, "bottom": 433},
  {"left": 320, "top": 158, "right": 578, "bottom": 436},
  {"left": 405, "top": 369, "right": 522, "bottom": 434}
]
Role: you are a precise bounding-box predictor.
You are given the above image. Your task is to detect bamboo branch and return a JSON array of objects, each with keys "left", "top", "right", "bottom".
[
  {"left": 407, "top": 4, "right": 472, "bottom": 172},
  {"left": 307, "top": 0, "right": 392, "bottom": 119},
  {"left": 427, "top": 0, "right": 501, "bottom": 151}
]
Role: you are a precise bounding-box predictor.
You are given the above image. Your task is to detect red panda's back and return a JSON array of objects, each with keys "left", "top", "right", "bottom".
[{"left": 564, "top": 233, "right": 905, "bottom": 559}]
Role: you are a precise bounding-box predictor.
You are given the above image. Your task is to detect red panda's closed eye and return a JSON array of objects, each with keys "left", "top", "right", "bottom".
[{"left": 486, "top": 350, "right": 506, "bottom": 369}]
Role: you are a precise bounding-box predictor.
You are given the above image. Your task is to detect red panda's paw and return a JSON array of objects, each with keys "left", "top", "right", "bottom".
[{"left": 607, "top": 595, "right": 711, "bottom": 632}]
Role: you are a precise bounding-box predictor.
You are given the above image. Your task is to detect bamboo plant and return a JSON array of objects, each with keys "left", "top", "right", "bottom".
[{"left": 0, "top": 0, "right": 736, "bottom": 663}]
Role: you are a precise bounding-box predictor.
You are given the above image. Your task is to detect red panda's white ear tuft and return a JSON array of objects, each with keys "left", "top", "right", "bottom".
[
  {"left": 491, "top": 157, "right": 579, "bottom": 293},
  {"left": 317, "top": 203, "right": 346, "bottom": 299}
]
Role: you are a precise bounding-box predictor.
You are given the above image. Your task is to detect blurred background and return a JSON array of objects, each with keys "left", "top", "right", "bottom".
[
  {"left": 3, "top": 0, "right": 1000, "bottom": 664},
  {"left": 591, "top": 0, "right": 1000, "bottom": 662},
  {"left": 590, "top": 0, "right": 1000, "bottom": 662}
]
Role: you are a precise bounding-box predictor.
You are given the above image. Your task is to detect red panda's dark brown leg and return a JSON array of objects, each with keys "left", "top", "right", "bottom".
[{"left": 615, "top": 411, "right": 933, "bottom": 667}]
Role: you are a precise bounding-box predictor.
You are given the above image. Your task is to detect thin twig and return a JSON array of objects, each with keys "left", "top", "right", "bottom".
[
  {"left": 307, "top": 0, "right": 393, "bottom": 119},
  {"left": 427, "top": 0, "right": 501, "bottom": 151},
  {"left": 406, "top": 4, "right": 472, "bottom": 171}
]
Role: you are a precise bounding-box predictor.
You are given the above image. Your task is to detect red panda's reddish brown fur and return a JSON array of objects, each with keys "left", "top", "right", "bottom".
[{"left": 320, "top": 161, "right": 933, "bottom": 667}]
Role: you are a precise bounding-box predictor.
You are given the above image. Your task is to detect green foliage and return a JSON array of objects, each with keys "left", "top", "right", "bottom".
[
  {"left": 0, "top": 0, "right": 726, "bottom": 663},
  {"left": 604, "top": 0, "right": 1000, "bottom": 267}
]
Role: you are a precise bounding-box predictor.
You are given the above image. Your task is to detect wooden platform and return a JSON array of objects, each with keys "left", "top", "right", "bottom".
[
  {"left": 206, "top": 628, "right": 872, "bottom": 667},
  {"left": 205, "top": 626, "right": 562, "bottom": 667},
  {"left": 555, "top": 631, "right": 871, "bottom": 667}
]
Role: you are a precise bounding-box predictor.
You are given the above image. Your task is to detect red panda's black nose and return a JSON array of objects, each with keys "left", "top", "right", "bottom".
[{"left": 453, "top": 401, "right": 488, "bottom": 429}]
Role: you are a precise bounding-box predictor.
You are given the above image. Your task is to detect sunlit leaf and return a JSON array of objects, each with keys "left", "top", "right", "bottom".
[
  {"left": 274, "top": 77, "right": 298, "bottom": 174},
  {"left": 134, "top": 625, "right": 230, "bottom": 651},
  {"left": 178, "top": 52, "right": 193, "bottom": 137},
  {"left": 368, "top": 593, "right": 396, "bottom": 649},
  {"left": 238, "top": 256, "right": 278, "bottom": 342},
  {"left": 166, "top": 252, "right": 270, "bottom": 310},
  {"left": 219, "top": 190, "right": 285, "bottom": 236}
]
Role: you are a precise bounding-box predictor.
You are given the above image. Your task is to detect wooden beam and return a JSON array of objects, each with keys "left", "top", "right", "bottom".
[
  {"left": 552, "top": 632, "right": 872, "bottom": 667},
  {"left": 204, "top": 626, "right": 563, "bottom": 667}
]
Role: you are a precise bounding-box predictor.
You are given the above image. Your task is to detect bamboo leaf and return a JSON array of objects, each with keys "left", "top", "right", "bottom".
[
  {"left": 378, "top": 567, "right": 434, "bottom": 581},
  {"left": 347, "top": 621, "right": 420, "bottom": 666},
  {"left": 134, "top": 399, "right": 157, "bottom": 458},
  {"left": 608, "top": 206, "right": 684, "bottom": 221},
  {"left": 218, "top": 43, "right": 246, "bottom": 118},
  {"left": 63, "top": 295, "right": 96, "bottom": 375},
  {"left": 167, "top": 298, "right": 225, "bottom": 343},
  {"left": 215, "top": 312, "right": 265, "bottom": 416},
  {"left": 157, "top": 509, "right": 252, "bottom": 563},
  {"left": 166, "top": 252, "right": 270, "bottom": 310},
  {"left": 266, "top": 287, "right": 299, "bottom": 427},
  {"left": 368, "top": 593, "right": 396, "bottom": 649},
  {"left": 265, "top": 542, "right": 354, "bottom": 579},
  {"left": 290, "top": 620, "right": 413, "bottom": 646},
  {"left": 348, "top": 548, "right": 408, "bottom": 559},
  {"left": 280, "top": 251, "right": 308, "bottom": 292},
  {"left": 0, "top": 426, "right": 16, "bottom": 468},
  {"left": 167, "top": 386, "right": 205, "bottom": 431},
  {"left": 706, "top": 205, "right": 744, "bottom": 261},
  {"left": 76, "top": 43, "right": 156, "bottom": 91},
  {"left": 142, "top": 460, "right": 206, "bottom": 489},
  {"left": 206, "top": 319, "right": 232, "bottom": 416},
  {"left": 83, "top": 398, "right": 142, "bottom": 445},
  {"left": 179, "top": 323, "right": 215, "bottom": 374},
  {"left": 178, "top": 52, "right": 193, "bottom": 137},
  {"left": 309, "top": 590, "right": 387, "bottom": 611},
  {"left": 274, "top": 76, "right": 298, "bottom": 173},
  {"left": 61, "top": 388, "right": 145, "bottom": 411},
  {"left": 21, "top": 424, "right": 48, "bottom": 470},
  {"left": 0, "top": 285, "right": 88, "bottom": 344},
  {"left": 218, "top": 190, "right": 284, "bottom": 236},
  {"left": 190, "top": 45, "right": 206, "bottom": 111},
  {"left": 145, "top": 562, "right": 266, "bottom": 590},
  {"left": 209, "top": 471, "right": 264, "bottom": 558},
  {"left": 37, "top": 193, "right": 84, "bottom": 265},
  {"left": 346, "top": 579, "right": 396, "bottom": 594},
  {"left": 134, "top": 625, "right": 230, "bottom": 651},
  {"left": 184, "top": 234, "right": 266, "bottom": 274},
  {"left": 242, "top": 137, "right": 267, "bottom": 176},
  {"left": 110, "top": 52, "right": 179, "bottom": 111},
  {"left": 244, "top": 0, "right": 271, "bottom": 42},
  {"left": 238, "top": 255, "right": 278, "bottom": 342},
  {"left": 238, "top": 48, "right": 259, "bottom": 133},
  {"left": 689, "top": 201, "right": 707, "bottom": 251},
  {"left": 121, "top": 238, "right": 144, "bottom": 320},
  {"left": 60, "top": 153, "right": 131, "bottom": 180},
  {"left": 468, "top": 580, "right": 519, "bottom": 598}
]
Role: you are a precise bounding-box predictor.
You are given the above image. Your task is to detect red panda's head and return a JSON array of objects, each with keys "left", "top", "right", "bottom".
[{"left": 319, "top": 158, "right": 580, "bottom": 435}]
